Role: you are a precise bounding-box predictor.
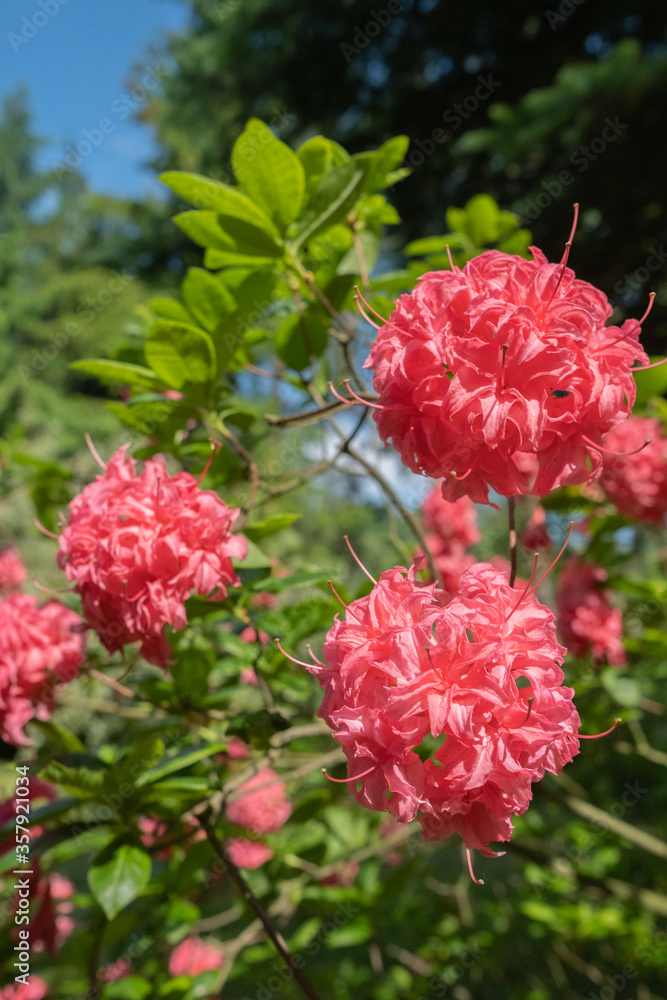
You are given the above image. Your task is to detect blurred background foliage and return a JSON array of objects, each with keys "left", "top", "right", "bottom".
[{"left": 1, "top": 3, "right": 667, "bottom": 999}]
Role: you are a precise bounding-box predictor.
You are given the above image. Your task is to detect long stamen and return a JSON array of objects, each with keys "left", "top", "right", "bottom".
[
  {"left": 342, "top": 379, "right": 386, "bottom": 410},
  {"left": 638, "top": 291, "right": 656, "bottom": 326},
  {"left": 523, "top": 522, "right": 575, "bottom": 600},
  {"left": 354, "top": 297, "right": 381, "bottom": 329},
  {"left": 322, "top": 762, "right": 379, "bottom": 783},
  {"left": 329, "top": 381, "right": 355, "bottom": 405},
  {"left": 85, "top": 432, "right": 107, "bottom": 470},
  {"left": 275, "top": 637, "right": 318, "bottom": 669},
  {"left": 33, "top": 580, "right": 73, "bottom": 596},
  {"left": 451, "top": 467, "right": 474, "bottom": 482},
  {"left": 344, "top": 535, "right": 377, "bottom": 584},
  {"left": 196, "top": 443, "right": 219, "bottom": 485},
  {"left": 445, "top": 244, "right": 457, "bottom": 272},
  {"left": 632, "top": 357, "right": 667, "bottom": 372},
  {"left": 504, "top": 554, "right": 540, "bottom": 623},
  {"left": 306, "top": 644, "right": 325, "bottom": 666},
  {"left": 579, "top": 718, "right": 622, "bottom": 740},
  {"left": 561, "top": 203, "right": 580, "bottom": 265},
  {"left": 329, "top": 581, "right": 363, "bottom": 625},
  {"left": 582, "top": 433, "right": 651, "bottom": 458},
  {"left": 466, "top": 847, "right": 485, "bottom": 886},
  {"left": 34, "top": 518, "right": 59, "bottom": 541},
  {"left": 354, "top": 285, "right": 390, "bottom": 326}
]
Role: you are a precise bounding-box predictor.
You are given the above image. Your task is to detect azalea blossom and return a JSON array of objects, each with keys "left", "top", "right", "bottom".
[
  {"left": 225, "top": 768, "right": 292, "bottom": 834},
  {"left": 0, "top": 978, "right": 47, "bottom": 1000},
  {"left": 359, "top": 244, "right": 650, "bottom": 505},
  {"left": 556, "top": 558, "right": 626, "bottom": 665},
  {"left": 168, "top": 936, "right": 223, "bottom": 977},
  {"left": 417, "top": 487, "right": 479, "bottom": 593},
  {"left": 305, "top": 561, "right": 580, "bottom": 859},
  {"left": 0, "top": 593, "right": 85, "bottom": 745},
  {"left": 226, "top": 837, "right": 274, "bottom": 869},
  {"left": 600, "top": 415, "right": 667, "bottom": 524},
  {"left": 0, "top": 547, "right": 26, "bottom": 593},
  {"left": 57, "top": 444, "right": 247, "bottom": 668}
]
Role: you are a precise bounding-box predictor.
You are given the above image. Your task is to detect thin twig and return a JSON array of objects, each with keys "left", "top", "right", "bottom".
[
  {"left": 508, "top": 496, "right": 517, "bottom": 588},
  {"left": 88, "top": 667, "right": 135, "bottom": 699},
  {"left": 200, "top": 815, "right": 323, "bottom": 1000}
]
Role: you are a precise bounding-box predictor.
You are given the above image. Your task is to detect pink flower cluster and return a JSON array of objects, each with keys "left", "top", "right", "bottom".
[
  {"left": 168, "top": 936, "right": 223, "bottom": 977},
  {"left": 224, "top": 767, "right": 290, "bottom": 868},
  {"left": 308, "top": 563, "right": 580, "bottom": 856},
  {"left": 557, "top": 558, "right": 626, "bottom": 665},
  {"left": 418, "top": 489, "right": 479, "bottom": 593},
  {"left": 364, "top": 248, "right": 648, "bottom": 505},
  {"left": 0, "top": 547, "right": 26, "bottom": 593},
  {"left": 600, "top": 414, "right": 667, "bottom": 524},
  {"left": 57, "top": 445, "right": 248, "bottom": 668},
  {"left": 0, "top": 590, "right": 85, "bottom": 745}
]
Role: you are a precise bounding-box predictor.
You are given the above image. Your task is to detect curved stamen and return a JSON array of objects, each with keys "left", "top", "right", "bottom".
[
  {"left": 451, "top": 467, "right": 474, "bottom": 482},
  {"left": 306, "top": 644, "right": 325, "bottom": 666},
  {"left": 34, "top": 518, "right": 59, "bottom": 541},
  {"left": 275, "top": 637, "right": 318, "bottom": 669},
  {"left": 33, "top": 580, "right": 73, "bottom": 596},
  {"left": 196, "top": 443, "right": 219, "bottom": 485},
  {"left": 632, "top": 356, "right": 667, "bottom": 372},
  {"left": 578, "top": 717, "right": 622, "bottom": 740},
  {"left": 342, "top": 379, "right": 386, "bottom": 410},
  {"left": 322, "top": 762, "right": 380, "bottom": 783},
  {"left": 85, "top": 432, "right": 107, "bottom": 470},
  {"left": 561, "top": 202, "right": 580, "bottom": 265},
  {"left": 582, "top": 433, "right": 651, "bottom": 458},
  {"left": 354, "top": 285, "right": 390, "bottom": 326},
  {"left": 523, "top": 522, "right": 575, "bottom": 601},
  {"left": 637, "top": 291, "right": 657, "bottom": 327},
  {"left": 504, "top": 553, "right": 540, "bottom": 623},
  {"left": 353, "top": 296, "right": 381, "bottom": 330},
  {"left": 445, "top": 244, "right": 457, "bottom": 272},
  {"left": 328, "top": 581, "right": 363, "bottom": 624},
  {"left": 344, "top": 535, "right": 377, "bottom": 584},
  {"left": 329, "top": 381, "right": 356, "bottom": 405},
  {"left": 466, "top": 847, "right": 485, "bottom": 886}
]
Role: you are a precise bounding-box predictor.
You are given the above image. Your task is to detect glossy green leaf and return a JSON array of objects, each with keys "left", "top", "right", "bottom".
[
  {"left": 135, "top": 744, "right": 227, "bottom": 787},
  {"left": 148, "top": 298, "right": 192, "bottom": 323},
  {"left": 181, "top": 268, "right": 236, "bottom": 332},
  {"left": 217, "top": 214, "right": 284, "bottom": 257},
  {"left": 70, "top": 360, "right": 163, "bottom": 390},
  {"left": 88, "top": 845, "right": 151, "bottom": 921},
  {"left": 633, "top": 358, "right": 667, "bottom": 407},
  {"left": 172, "top": 210, "right": 233, "bottom": 250},
  {"left": 297, "top": 136, "right": 332, "bottom": 195},
  {"left": 292, "top": 160, "right": 367, "bottom": 249},
  {"left": 160, "top": 170, "right": 281, "bottom": 237},
  {"left": 145, "top": 321, "right": 216, "bottom": 389},
  {"left": 232, "top": 118, "right": 305, "bottom": 231},
  {"left": 244, "top": 513, "right": 301, "bottom": 541},
  {"left": 275, "top": 311, "right": 328, "bottom": 370}
]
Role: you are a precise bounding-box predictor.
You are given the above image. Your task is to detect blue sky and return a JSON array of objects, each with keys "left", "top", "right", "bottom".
[{"left": 0, "top": 0, "right": 190, "bottom": 199}]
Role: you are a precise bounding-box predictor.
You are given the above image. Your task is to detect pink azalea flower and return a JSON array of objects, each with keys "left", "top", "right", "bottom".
[
  {"left": 307, "top": 562, "right": 580, "bottom": 858},
  {"left": 225, "top": 736, "right": 250, "bottom": 758},
  {"left": 168, "top": 936, "right": 223, "bottom": 977},
  {"left": 0, "top": 593, "right": 85, "bottom": 745},
  {"left": 225, "top": 768, "right": 292, "bottom": 834},
  {"left": 0, "top": 547, "right": 26, "bottom": 593},
  {"left": 239, "top": 625, "right": 271, "bottom": 645},
  {"left": 99, "top": 958, "right": 132, "bottom": 983},
  {"left": 57, "top": 445, "right": 248, "bottom": 668},
  {"left": 600, "top": 415, "right": 667, "bottom": 524},
  {"left": 0, "top": 978, "right": 47, "bottom": 1000},
  {"left": 363, "top": 248, "right": 649, "bottom": 505},
  {"left": 240, "top": 667, "right": 259, "bottom": 686},
  {"left": 226, "top": 837, "right": 274, "bottom": 869},
  {"left": 422, "top": 490, "right": 481, "bottom": 547},
  {"left": 556, "top": 558, "right": 626, "bottom": 665},
  {"left": 520, "top": 506, "right": 552, "bottom": 552}
]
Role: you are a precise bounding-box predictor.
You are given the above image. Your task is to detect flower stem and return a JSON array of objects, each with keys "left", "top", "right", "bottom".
[
  {"left": 200, "top": 815, "right": 323, "bottom": 1000},
  {"left": 508, "top": 496, "right": 517, "bottom": 588}
]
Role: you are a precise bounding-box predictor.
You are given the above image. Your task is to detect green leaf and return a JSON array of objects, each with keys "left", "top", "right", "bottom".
[
  {"left": 135, "top": 744, "right": 227, "bottom": 787},
  {"left": 275, "top": 311, "right": 328, "bottom": 370},
  {"left": 244, "top": 513, "right": 300, "bottom": 542},
  {"left": 160, "top": 170, "right": 281, "bottom": 238},
  {"left": 297, "top": 136, "right": 332, "bottom": 196},
  {"left": 204, "top": 247, "right": 281, "bottom": 269},
  {"left": 145, "top": 321, "right": 216, "bottom": 389},
  {"left": 102, "top": 977, "right": 152, "bottom": 1000},
  {"left": 30, "top": 719, "right": 85, "bottom": 753},
  {"left": 465, "top": 193, "right": 502, "bottom": 246},
  {"left": 236, "top": 538, "right": 272, "bottom": 570},
  {"left": 232, "top": 118, "right": 305, "bottom": 231},
  {"left": 88, "top": 845, "right": 152, "bottom": 921},
  {"left": 173, "top": 211, "right": 233, "bottom": 250},
  {"left": 181, "top": 268, "right": 236, "bottom": 332},
  {"left": 217, "top": 214, "right": 284, "bottom": 257},
  {"left": 600, "top": 668, "right": 641, "bottom": 707},
  {"left": 292, "top": 161, "right": 367, "bottom": 249},
  {"left": 148, "top": 298, "right": 193, "bottom": 323},
  {"left": 633, "top": 359, "right": 667, "bottom": 407},
  {"left": 365, "top": 135, "right": 409, "bottom": 191},
  {"left": 70, "top": 360, "right": 162, "bottom": 391}
]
